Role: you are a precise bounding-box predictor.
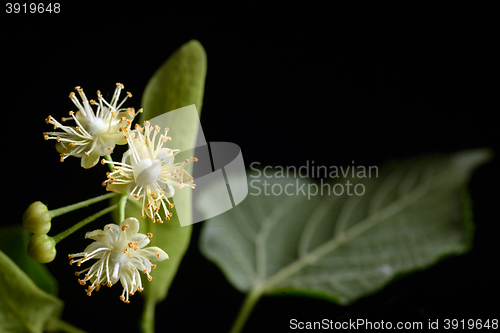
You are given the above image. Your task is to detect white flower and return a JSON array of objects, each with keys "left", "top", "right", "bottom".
[
  {"left": 44, "top": 83, "right": 139, "bottom": 168},
  {"left": 102, "top": 121, "right": 197, "bottom": 223},
  {"left": 68, "top": 217, "right": 168, "bottom": 303}
]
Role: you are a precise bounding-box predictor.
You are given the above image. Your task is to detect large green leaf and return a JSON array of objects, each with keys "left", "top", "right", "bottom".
[
  {"left": 0, "top": 250, "right": 63, "bottom": 333},
  {"left": 140, "top": 38, "right": 205, "bottom": 301},
  {"left": 141, "top": 39, "right": 206, "bottom": 121},
  {"left": 112, "top": 40, "right": 206, "bottom": 331},
  {"left": 199, "top": 150, "right": 489, "bottom": 330},
  {"left": 0, "top": 226, "right": 58, "bottom": 296}
]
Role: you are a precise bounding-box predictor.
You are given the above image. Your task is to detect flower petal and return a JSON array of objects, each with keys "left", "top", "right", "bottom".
[
  {"left": 129, "top": 233, "right": 150, "bottom": 249},
  {"left": 85, "top": 229, "right": 112, "bottom": 246},
  {"left": 120, "top": 217, "right": 139, "bottom": 237},
  {"left": 107, "top": 132, "right": 128, "bottom": 145},
  {"left": 81, "top": 150, "right": 100, "bottom": 169},
  {"left": 106, "top": 181, "right": 130, "bottom": 194},
  {"left": 96, "top": 137, "right": 116, "bottom": 156},
  {"left": 164, "top": 184, "right": 175, "bottom": 198},
  {"left": 104, "top": 223, "right": 120, "bottom": 239},
  {"left": 82, "top": 241, "right": 107, "bottom": 255},
  {"left": 75, "top": 110, "right": 87, "bottom": 126},
  {"left": 55, "top": 142, "right": 86, "bottom": 157},
  {"left": 121, "top": 149, "right": 132, "bottom": 164},
  {"left": 137, "top": 246, "right": 169, "bottom": 261},
  {"left": 157, "top": 148, "right": 174, "bottom": 166},
  {"left": 129, "top": 255, "right": 151, "bottom": 273}
]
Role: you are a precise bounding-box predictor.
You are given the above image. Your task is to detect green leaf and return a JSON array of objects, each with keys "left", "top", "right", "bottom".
[
  {"left": 112, "top": 40, "right": 206, "bottom": 332},
  {"left": 140, "top": 39, "right": 205, "bottom": 300},
  {"left": 0, "top": 250, "right": 63, "bottom": 333},
  {"left": 140, "top": 39, "right": 206, "bottom": 122},
  {"left": 0, "top": 226, "right": 58, "bottom": 296},
  {"left": 199, "top": 149, "right": 490, "bottom": 331}
]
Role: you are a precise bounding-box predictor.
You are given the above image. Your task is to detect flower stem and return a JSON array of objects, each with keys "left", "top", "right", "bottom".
[
  {"left": 52, "top": 203, "right": 118, "bottom": 243},
  {"left": 104, "top": 154, "right": 115, "bottom": 172},
  {"left": 140, "top": 297, "right": 156, "bottom": 333},
  {"left": 229, "top": 285, "right": 265, "bottom": 333},
  {"left": 118, "top": 192, "right": 128, "bottom": 222},
  {"left": 49, "top": 192, "right": 120, "bottom": 218}
]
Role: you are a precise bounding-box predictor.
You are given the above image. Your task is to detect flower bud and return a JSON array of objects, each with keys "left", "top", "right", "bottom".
[
  {"left": 28, "top": 234, "right": 57, "bottom": 263},
  {"left": 23, "top": 201, "right": 51, "bottom": 234}
]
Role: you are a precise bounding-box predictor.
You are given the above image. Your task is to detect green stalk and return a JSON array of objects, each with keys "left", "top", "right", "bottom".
[
  {"left": 52, "top": 204, "right": 118, "bottom": 243},
  {"left": 229, "top": 285, "right": 266, "bottom": 333},
  {"left": 49, "top": 192, "right": 119, "bottom": 218},
  {"left": 118, "top": 192, "right": 128, "bottom": 222},
  {"left": 104, "top": 154, "right": 115, "bottom": 172},
  {"left": 140, "top": 297, "right": 156, "bottom": 333}
]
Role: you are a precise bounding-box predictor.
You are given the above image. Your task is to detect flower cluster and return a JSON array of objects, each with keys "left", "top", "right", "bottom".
[
  {"left": 37, "top": 82, "right": 198, "bottom": 303},
  {"left": 69, "top": 217, "right": 168, "bottom": 303}
]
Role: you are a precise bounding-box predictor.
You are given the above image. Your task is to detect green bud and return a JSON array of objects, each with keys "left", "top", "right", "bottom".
[
  {"left": 28, "top": 234, "right": 56, "bottom": 263},
  {"left": 23, "top": 201, "right": 51, "bottom": 234}
]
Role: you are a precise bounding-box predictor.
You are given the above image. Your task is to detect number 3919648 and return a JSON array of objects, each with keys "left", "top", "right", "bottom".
[
  {"left": 443, "top": 319, "right": 498, "bottom": 330},
  {"left": 6, "top": 3, "right": 60, "bottom": 13}
]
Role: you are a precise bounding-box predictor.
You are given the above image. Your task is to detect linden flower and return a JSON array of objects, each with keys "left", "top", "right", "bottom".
[
  {"left": 44, "top": 83, "right": 139, "bottom": 168},
  {"left": 102, "top": 121, "right": 197, "bottom": 223},
  {"left": 69, "top": 217, "right": 168, "bottom": 303}
]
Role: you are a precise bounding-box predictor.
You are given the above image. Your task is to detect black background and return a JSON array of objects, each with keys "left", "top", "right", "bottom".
[{"left": 2, "top": 4, "right": 498, "bottom": 332}]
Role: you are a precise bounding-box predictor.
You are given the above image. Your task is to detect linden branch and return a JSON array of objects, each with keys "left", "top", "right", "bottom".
[
  {"left": 49, "top": 192, "right": 119, "bottom": 219},
  {"left": 52, "top": 203, "right": 118, "bottom": 243}
]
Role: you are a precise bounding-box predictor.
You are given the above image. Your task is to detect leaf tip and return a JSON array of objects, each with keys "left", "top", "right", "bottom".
[
  {"left": 452, "top": 148, "right": 493, "bottom": 171},
  {"left": 181, "top": 39, "right": 207, "bottom": 60}
]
